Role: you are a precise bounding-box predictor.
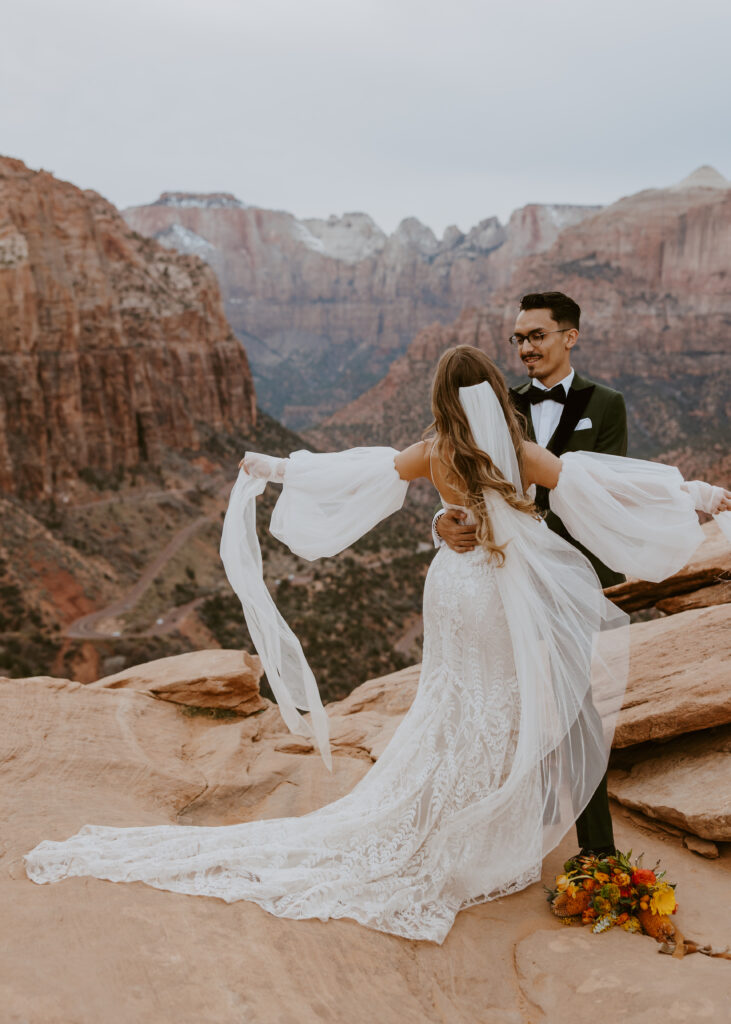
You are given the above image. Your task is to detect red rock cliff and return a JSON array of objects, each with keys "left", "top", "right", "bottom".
[
  {"left": 312, "top": 170, "right": 731, "bottom": 476},
  {"left": 0, "top": 159, "right": 256, "bottom": 500},
  {"left": 123, "top": 194, "right": 596, "bottom": 428}
]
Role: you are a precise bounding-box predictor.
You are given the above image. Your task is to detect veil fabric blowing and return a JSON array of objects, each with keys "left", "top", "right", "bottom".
[
  {"left": 458, "top": 381, "right": 628, "bottom": 855},
  {"left": 24, "top": 376, "right": 725, "bottom": 941}
]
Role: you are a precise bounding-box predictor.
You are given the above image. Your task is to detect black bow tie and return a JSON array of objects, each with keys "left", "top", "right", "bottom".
[{"left": 527, "top": 384, "right": 567, "bottom": 406}]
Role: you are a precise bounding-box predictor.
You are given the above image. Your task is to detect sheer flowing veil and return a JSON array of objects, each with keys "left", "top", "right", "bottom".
[
  {"left": 456, "top": 381, "right": 629, "bottom": 859},
  {"left": 458, "top": 380, "right": 523, "bottom": 494}
]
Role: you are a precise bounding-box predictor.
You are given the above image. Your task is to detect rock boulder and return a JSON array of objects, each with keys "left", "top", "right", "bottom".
[
  {"left": 613, "top": 604, "right": 731, "bottom": 747},
  {"left": 609, "top": 726, "right": 731, "bottom": 841},
  {"left": 90, "top": 648, "right": 267, "bottom": 715}
]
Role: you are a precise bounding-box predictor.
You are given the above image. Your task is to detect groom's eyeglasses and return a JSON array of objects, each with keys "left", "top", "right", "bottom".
[{"left": 508, "top": 329, "right": 569, "bottom": 347}]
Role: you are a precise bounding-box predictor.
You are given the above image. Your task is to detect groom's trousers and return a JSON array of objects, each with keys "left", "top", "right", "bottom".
[{"left": 572, "top": 700, "right": 615, "bottom": 853}]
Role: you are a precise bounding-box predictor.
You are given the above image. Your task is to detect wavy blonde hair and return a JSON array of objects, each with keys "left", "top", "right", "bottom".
[{"left": 426, "top": 345, "right": 536, "bottom": 565}]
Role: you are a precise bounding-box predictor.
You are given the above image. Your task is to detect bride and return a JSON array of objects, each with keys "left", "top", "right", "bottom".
[{"left": 25, "top": 346, "right": 730, "bottom": 944}]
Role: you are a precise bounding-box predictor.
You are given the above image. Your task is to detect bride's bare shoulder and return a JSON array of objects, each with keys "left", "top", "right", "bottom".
[{"left": 394, "top": 439, "right": 433, "bottom": 482}]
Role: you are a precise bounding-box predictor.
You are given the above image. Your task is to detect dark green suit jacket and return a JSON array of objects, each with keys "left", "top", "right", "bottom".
[{"left": 509, "top": 372, "right": 628, "bottom": 588}]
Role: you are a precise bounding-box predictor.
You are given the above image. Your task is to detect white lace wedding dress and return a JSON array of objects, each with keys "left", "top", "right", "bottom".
[
  {"left": 24, "top": 384, "right": 727, "bottom": 943},
  {"left": 23, "top": 509, "right": 536, "bottom": 942}
]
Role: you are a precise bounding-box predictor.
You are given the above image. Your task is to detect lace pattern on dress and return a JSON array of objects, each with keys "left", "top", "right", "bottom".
[{"left": 25, "top": 542, "right": 535, "bottom": 944}]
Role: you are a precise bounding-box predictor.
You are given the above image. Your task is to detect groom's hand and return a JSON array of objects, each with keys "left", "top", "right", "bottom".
[{"left": 436, "top": 509, "right": 477, "bottom": 552}]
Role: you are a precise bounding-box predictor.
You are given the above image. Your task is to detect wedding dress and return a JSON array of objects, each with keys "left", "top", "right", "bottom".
[{"left": 24, "top": 383, "right": 728, "bottom": 944}]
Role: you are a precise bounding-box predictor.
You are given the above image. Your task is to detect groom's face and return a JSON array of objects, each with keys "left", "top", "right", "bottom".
[{"left": 513, "top": 308, "right": 575, "bottom": 382}]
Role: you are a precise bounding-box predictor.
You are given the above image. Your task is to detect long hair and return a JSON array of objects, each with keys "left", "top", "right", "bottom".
[{"left": 426, "top": 345, "right": 536, "bottom": 565}]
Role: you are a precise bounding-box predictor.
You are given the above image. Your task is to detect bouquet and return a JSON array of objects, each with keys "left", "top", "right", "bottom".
[{"left": 546, "top": 850, "right": 677, "bottom": 940}]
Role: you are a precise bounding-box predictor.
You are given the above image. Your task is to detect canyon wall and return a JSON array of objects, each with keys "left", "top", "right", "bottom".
[
  {"left": 124, "top": 193, "right": 597, "bottom": 427},
  {"left": 312, "top": 168, "right": 731, "bottom": 476},
  {"left": 0, "top": 159, "right": 256, "bottom": 500}
]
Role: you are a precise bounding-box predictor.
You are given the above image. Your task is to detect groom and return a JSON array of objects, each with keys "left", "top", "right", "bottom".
[{"left": 434, "top": 290, "right": 627, "bottom": 857}]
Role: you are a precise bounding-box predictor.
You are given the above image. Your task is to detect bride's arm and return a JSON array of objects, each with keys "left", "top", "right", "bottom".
[{"left": 520, "top": 441, "right": 562, "bottom": 491}]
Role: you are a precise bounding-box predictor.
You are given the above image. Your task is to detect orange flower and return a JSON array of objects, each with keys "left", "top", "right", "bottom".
[
  {"left": 616, "top": 912, "right": 629, "bottom": 925},
  {"left": 595, "top": 872, "right": 610, "bottom": 884},
  {"left": 631, "top": 868, "right": 657, "bottom": 887},
  {"left": 615, "top": 872, "right": 631, "bottom": 887},
  {"left": 582, "top": 878, "right": 596, "bottom": 892}
]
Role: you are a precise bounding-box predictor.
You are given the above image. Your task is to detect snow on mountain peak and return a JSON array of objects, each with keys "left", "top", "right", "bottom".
[
  {"left": 153, "top": 224, "right": 215, "bottom": 261},
  {"left": 296, "top": 212, "right": 387, "bottom": 263}
]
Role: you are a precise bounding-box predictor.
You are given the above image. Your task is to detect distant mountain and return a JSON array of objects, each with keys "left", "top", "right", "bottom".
[
  {"left": 311, "top": 168, "right": 731, "bottom": 481},
  {"left": 0, "top": 159, "right": 256, "bottom": 502},
  {"left": 123, "top": 193, "right": 599, "bottom": 428}
]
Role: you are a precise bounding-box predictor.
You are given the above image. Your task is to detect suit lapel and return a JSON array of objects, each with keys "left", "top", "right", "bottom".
[
  {"left": 546, "top": 374, "right": 595, "bottom": 455},
  {"left": 509, "top": 383, "right": 536, "bottom": 442}
]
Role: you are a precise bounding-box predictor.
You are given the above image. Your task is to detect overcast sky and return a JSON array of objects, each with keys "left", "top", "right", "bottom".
[{"left": 3, "top": 0, "right": 729, "bottom": 235}]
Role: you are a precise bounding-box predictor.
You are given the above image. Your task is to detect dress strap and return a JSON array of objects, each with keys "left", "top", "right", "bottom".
[{"left": 428, "top": 438, "right": 438, "bottom": 485}]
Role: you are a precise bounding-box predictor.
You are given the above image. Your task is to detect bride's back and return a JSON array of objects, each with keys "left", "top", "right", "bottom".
[{"left": 428, "top": 437, "right": 472, "bottom": 507}]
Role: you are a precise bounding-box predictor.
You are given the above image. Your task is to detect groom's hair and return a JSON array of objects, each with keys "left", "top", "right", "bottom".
[{"left": 519, "top": 291, "right": 581, "bottom": 330}]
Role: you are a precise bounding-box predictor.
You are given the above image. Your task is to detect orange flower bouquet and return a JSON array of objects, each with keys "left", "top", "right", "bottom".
[{"left": 546, "top": 850, "right": 678, "bottom": 938}]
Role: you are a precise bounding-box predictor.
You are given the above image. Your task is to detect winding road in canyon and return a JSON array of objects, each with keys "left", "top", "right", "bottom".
[
  {"left": 66, "top": 514, "right": 212, "bottom": 640},
  {"left": 65, "top": 480, "right": 233, "bottom": 641}
]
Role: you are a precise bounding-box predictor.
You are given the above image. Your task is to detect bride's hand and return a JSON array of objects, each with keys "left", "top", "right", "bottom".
[
  {"left": 239, "top": 452, "right": 288, "bottom": 481},
  {"left": 715, "top": 488, "right": 731, "bottom": 512},
  {"left": 683, "top": 480, "right": 731, "bottom": 515}
]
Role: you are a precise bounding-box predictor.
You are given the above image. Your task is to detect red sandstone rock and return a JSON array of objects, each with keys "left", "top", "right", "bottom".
[
  {"left": 0, "top": 157, "right": 256, "bottom": 500},
  {"left": 605, "top": 520, "right": 731, "bottom": 613},
  {"left": 3, "top": 663, "right": 731, "bottom": 1021},
  {"left": 611, "top": 604, "right": 731, "bottom": 747},
  {"left": 90, "top": 648, "right": 266, "bottom": 714},
  {"left": 609, "top": 725, "right": 731, "bottom": 841}
]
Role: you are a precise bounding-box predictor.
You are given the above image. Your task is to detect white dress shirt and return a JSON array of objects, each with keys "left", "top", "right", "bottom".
[{"left": 529, "top": 369, "right": 574, "bottom": 447}]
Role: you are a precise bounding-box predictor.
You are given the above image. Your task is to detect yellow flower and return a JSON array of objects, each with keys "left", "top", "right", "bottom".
[
  {"left": 568, "top": 883, "right": 580, "bottom": 898},
  {"left": 650, "top": 884, "right": 676, "bottom": 916},
  {"left": 595, "top": 872, "right": 610, "bottom": 884},
  {"left": 615, "top": 872, "right": 631, "bottom": 887},
  {"left": 556, "top": 874, "right": 570, "bottom": 892}
]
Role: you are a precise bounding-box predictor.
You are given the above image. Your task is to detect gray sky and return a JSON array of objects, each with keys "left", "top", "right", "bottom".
[{"left": 3, "top": 0, "right": 729, "bottom": 235}]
